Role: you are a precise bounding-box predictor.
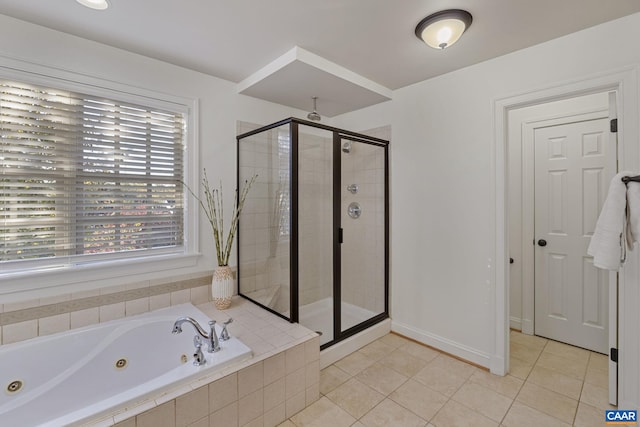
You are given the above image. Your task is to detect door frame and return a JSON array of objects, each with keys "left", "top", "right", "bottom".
[{"left": 492, "top": 66, "right": 639, "bottom": 408}]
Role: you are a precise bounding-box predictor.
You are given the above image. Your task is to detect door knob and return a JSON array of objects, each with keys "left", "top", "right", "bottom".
[{"left": 537, "top": 239, "right": 547, "bottom": 247}]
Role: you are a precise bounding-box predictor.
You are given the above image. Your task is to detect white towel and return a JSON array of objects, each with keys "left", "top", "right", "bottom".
[
  {"left": 587, "top": 171, "right": 634, "bottom": 270},
  {"left": 627, "top": 180, "right": 640, "bottom": 247}
]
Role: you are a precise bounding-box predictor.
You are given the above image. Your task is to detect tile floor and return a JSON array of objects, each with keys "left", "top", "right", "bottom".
[{"left": 277, "top": 331, "right": 612, "bottom": 427}]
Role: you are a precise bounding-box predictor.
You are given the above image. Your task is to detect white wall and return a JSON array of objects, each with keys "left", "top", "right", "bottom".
[
  {"left": 338, "top": 12, "right": 640, "bottom": 408},
  {"left": 0, "top": 14, "right": 309, "bottom": 301}
]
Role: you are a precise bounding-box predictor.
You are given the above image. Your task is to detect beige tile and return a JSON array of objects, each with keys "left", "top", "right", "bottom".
[
  {"left": 431, "top": 400, "right": 498, "bottom": 427},
  {"left": 150, "top": 293, "right": 172, "bottom": 311},
  {"left": 357, "top": 339, "right": 395, "bottom": 361},
  {"left": 242, "top": 415, "right": 263, "bottom": 427},
  {"left": 510, "top": 331, "right": 548, "bottom": 352},
  {"left": 320, "top": 365, "right": 351, "bottom": 395},
  {"left": 536, "top": 351, "right": 588, "bottom": 380},
  {"left": 187, "top": 416, "right": 209, "bottom": 427},
  {"left": 137, "top": 401, "right": 176, "bottom": 427},
  {"left": 70, "top": 307, "right": 100, "bottom": 329},
  {"left": 573, "top": 402, "right": 602, "bottom": 427},
  {"left": 326, "top": 378, "right": 385, "bottom": 419},
  {"left": 306, "top": 382, "right": 319, "bottom": 406},
  {"left": 355, "top": 362, "right": 408, "bottom": 396},
  {"left": 264, "top": 378, "right": 285, "bottom": 412},
  {"left": 509, "top": 356, "right": 534, "bottom": 379},
  {"left": 389, "top": 379, "right": 447, "bottom": 421},
  {"left": 334, "top": 350, "right": 375, "bottom": 376},
  {"left": 239, "top": 362, "right": 264, "bottom": 398},
  {"left": 579, "top": 382, "right": 615, "bottom": 411},
  {"left": 264, "top": 403, "right": 286, "bottom": 427},
  {"left": 210, "top": 373, "right": 238, "bottom": 413},
  {"left": 399, "top": 340, "right": 440, "bottom": 362},
  {"left": 587, "top": 352, "right": 608, "bottom": 372},
  {"left": 125, "top": 297, "right": 150, "bottom": 317},
  {"left": 502, "top": 401, "right": 570, "bottom": 427},
  {"left": 2, "top": 320, "right": 37, "bottom": 344},
  {"left": 285, "top": 390, "right": 306, "bottom": 419},
  {"left": 378, "top": 333, "right": 410, "bottom": 348},
  {"left": 510, "top": 342, "right": 542, "bottom": 364},
  {"left": 286, "top": 367, "right": 306, "bottom": 399},
  {"left": 305, "top": 336, "right": 320, "bottom": 362},
  {"left": 543, "top": 340, "right": 590, "bottom": 363},
  {"left": 276, "top": 421, "right": 295, "bottom": 427},
  {"left": 468, "top": 370, "right": 523, "bottom": 399},
  {"left": 176, "top": 386, "right": 208, "bottom": 427},
  {"left": 264, "top": 353, "right": 286, "bottom": 386},
  {"left": 100, "top": 302, "right": 125, "bottom": 322},
  {"left": 191, "top": 286, "right": 210, "bottom": 305},
  {"left": 113, "top": 417, "right": 136, "bottom": 427},
  {"left": 238, "top": 388, "right": 263, "bottom": 427},
  {"left": 210, "top": 402, "right": 238, "bottom": 427},
  {"left": 584, "top": 364, "right": 608, "bottom": 388},
  {"left": 360, "top": 398, "right": 427, "bottom": 427},
  {"left": 285, "top": 343, "right": 306, "bottom": 374},
  {"left": 289, "top": 396, "right": 355, "bottom": 427},
  {"left": 38, "top": 313, "right": 70, "bottom": 336},
  {"left": 413, "top": 362, "right": 468, "bottom": 397},
  {"left": 428, "top": 354, "right": 478, "bottom": 378},
  {"left": 451, "top": 381, "right": 512, "bottom": 422},
  {"left": 306, "top": 360, "right": 320, "bottom": 386},
  {"left": 527, "top": 365, "right": 583, "bottom": 400},
  {"left": 379, "top": 348, "right": 429, "bottom": 377},
  {"left": 515, "top": 381, "right": 578, "bottom": 424},
  {"left": 171, "top": 289, "right": 191, "bottom": 305}
]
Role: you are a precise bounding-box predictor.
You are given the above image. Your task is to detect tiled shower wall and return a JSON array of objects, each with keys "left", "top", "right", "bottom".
[
  {"left": 340, "top": 126, "right": 390, "bottom": 315},
  {"left": 0, "top": 272, "right": 214, "bottom": 345}
]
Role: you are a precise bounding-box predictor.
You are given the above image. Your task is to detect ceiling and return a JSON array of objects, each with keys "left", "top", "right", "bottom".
[{"left": 1, "top": 0, "right": 639, "bottom": 116}]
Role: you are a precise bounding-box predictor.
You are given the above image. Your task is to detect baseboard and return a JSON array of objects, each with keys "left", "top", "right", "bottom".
[
  {"left": 509, "top": 316, "right": 522, "bottom": 331},
  {"left": 391, "top": 320, "right": 492, "bottom": 370},
  {"left": 319, "top": 318, "right": 391, "bottom": 369}
]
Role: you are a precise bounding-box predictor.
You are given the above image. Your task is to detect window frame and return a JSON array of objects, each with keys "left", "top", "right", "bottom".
[{"left": 0, "top": 61, "right": 200, "bottom": 295}]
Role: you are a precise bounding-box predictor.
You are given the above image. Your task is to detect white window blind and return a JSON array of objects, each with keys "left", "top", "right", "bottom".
[{"left": 0, "top": 80, "right": 185, "bottom": 268}]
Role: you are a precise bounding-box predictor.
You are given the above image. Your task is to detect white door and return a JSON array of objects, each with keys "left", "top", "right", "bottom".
[{"left": 534, "top": 117, "right": 614, "bottom": 354}]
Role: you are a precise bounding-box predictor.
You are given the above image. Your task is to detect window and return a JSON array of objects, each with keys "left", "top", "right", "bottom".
[{"left": 1, "top": 79, "right": 186, "bottom": 272}]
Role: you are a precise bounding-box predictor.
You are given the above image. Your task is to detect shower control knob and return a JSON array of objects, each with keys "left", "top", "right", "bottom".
[{"left": 537, "top": 239, "right": 547, "bottom": 247}]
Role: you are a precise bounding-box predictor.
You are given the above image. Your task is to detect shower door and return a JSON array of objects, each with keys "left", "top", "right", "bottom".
[{"left": 337, "top": 136, "right": 388, "bottom": 339}]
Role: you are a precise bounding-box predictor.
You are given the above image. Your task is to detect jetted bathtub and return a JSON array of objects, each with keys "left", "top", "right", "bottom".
[{"left": 0, "top": 303, "right": 252, "bottom": 426}]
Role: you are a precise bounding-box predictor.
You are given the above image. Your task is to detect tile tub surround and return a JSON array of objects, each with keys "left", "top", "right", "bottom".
[
  {"left": 0, "top": 272, "right": 219, "bottom": 345},
  {"left": 82, "top": 297, "right": 319, "bottom": 426}
]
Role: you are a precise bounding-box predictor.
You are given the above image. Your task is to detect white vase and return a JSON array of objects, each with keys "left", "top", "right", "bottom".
[{"left": 212, "top": 265, "right": 234, "bottom": 309}]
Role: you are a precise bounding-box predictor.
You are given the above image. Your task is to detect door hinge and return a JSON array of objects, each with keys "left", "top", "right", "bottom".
[
  {"left": 610, "top": 347, "right": 618, "bottom": 363},
  {"left": 610, "top": 118, "right": 618, "bottom": 133}
]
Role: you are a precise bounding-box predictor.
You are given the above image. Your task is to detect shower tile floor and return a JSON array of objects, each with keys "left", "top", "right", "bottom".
[{"left": 277, "top": 331, "right": 611, "bottom": 427}]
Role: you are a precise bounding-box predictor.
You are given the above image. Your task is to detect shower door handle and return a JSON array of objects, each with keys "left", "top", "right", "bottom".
[{"left": 339, "top": 228, "right": 343, "bottom": 244}]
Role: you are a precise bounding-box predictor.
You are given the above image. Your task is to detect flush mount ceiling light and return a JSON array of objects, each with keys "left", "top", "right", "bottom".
[
  {"left": 76, "top": 0, "right": 109, "bottom": 10},
  {"left": 415, "top": 9, "right": 472, "bottom": 50}
]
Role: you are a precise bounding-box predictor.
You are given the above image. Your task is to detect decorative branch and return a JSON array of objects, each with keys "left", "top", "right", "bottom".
[{"left": 184, "top": 169, "right": 257, "bottom": 266}]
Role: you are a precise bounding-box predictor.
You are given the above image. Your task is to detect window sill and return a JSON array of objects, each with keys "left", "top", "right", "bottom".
[{"left": 0, "top": 252, "right": 201, "bottom": 300}]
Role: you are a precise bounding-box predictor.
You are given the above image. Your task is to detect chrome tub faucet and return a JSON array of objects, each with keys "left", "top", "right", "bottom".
[{"left": 172, "top": 316, "right": 220, "bottom": 353}]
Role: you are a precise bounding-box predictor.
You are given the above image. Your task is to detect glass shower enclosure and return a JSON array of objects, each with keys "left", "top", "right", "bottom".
[{"left": 237, "top": 118, "right": 388, "bottom": 349}]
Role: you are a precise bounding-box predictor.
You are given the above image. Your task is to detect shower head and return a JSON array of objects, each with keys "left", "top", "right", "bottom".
[
  {"left": 342, "top": 141, "right": 352, "bottom": 153},
  {"left": 307, "top": 96, "right": 321, "bottom": 121}
]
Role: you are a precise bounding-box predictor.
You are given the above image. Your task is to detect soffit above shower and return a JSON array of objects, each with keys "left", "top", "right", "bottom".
[{"left": 237, "top": 47, "right": 392, "bottom": 118}]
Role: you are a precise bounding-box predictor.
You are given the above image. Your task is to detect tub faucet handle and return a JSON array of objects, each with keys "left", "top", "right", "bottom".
[
  {"left": 192, "top": 336, "right": 207, "bottom": 366},
  {"left": 208, "top": 320, "right": 221, "bottom": 353},
  {"left": 220, "top": 318, "right": 233, "bottom": 341}
]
